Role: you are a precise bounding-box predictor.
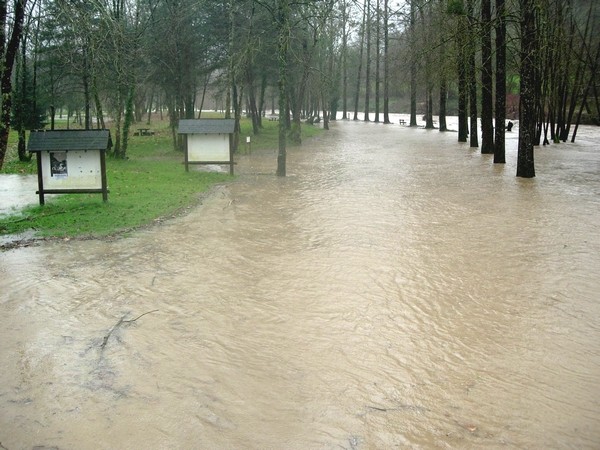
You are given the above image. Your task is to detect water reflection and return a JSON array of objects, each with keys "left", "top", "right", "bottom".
[{"left": 1, "top": 119, "right": 599, "bottom": 449}]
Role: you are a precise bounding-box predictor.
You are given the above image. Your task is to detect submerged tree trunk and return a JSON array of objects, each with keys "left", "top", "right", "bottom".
[
  {"left": 494, "top": 0, "right": 506, "bottom": 163},
  {"left": 276, "top": 0, "right": 289, "bottom": 176},
  {"left": 341, "top": 0, "right": 349, "bottom": 119},
  {"left": 364, "top": 0, "right": 371, "bottom": 122},
  {"left": 457, "top": 15, "right": 468, "bottom": 142},
  {"left": 423, "top": 2, "right": 434, "bottom": 129},
  {"left": 353, "top": 0, "right": 367, "bottom": 121},
  {"left": 467, "top": 0, "right": 478, "bottom": 147},
  {"left": 438, "top": 0, "right": 447, "bottom": 132},
  {"left": 374, "top": 0, "right": 380, "bottom": 123},
  {"left": 480, "top": 0, "right": 494, "bottom": 153},
  {"left": 383, "top": 0, "right": 391, "bottom": 124},
  {"left": 409, "top": 0, "right": 417, "bottom": 127},
  {"left": 572, "top": 34, "right": 600, "bottom": 142},
  {"left": 517, "top": 0, "right": 536, "bottom": 178}
]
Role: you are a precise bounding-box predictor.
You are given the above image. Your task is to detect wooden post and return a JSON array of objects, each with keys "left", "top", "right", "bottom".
[
  {"left": 229, "top": 133, "right": 234, "bottom": 175},
  {"left": 184, "top": 136, "right": 189, "bottom": 172},
  {"left": 36, "top": 152, "right": 45, "bottom": 205},
  {"left": 100, "top": 149, "right": 108, "bottom": 202}
]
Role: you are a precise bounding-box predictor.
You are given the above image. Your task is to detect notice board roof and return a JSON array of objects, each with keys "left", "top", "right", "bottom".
[
  {"left": 27, "top": 130, "right": 112, "bottom": 152},
  {"left": 178, "top": 119, "right": 235, "bottom": 135}
]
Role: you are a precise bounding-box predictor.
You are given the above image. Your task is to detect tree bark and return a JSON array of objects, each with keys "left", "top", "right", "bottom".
[
  {"left": 276, "top": 0, "right": 289, "bottom": 176},
  {"left": 374, "top": 0, "right": 380, "bottom": 123},
  {"left": 353, "top": 0, "right": 367, "bottom": 121},
  {"left": 467, "top": 0, "right": 478, "bottom": 147},
  {"left": 457, "top": 15, "right": 468, "bottom": 142},
  {"left": 438, "top": 0, "right": 447, "bottom": 132},
  {"left": 16, "top": 37, "right": 29, "bottom": 161},
  {"left": 0, "top": 0, "right": 27, "bottom": 170},
  {"left": 121, "top": 85, "right": 135, "bottom": 158},
  {"left": 364, "top": 0, "right": 371, "bottom": 122},
  {"left": 480, "top": 0, "right": 494, "bottom": 153},
  {"left": 341, "top": 0, "right": 349, "bottom": 119},
  {"left": 494, "top": 0, "right": 506, "bottom": 163},
  {"left": 422, "top": 3, "right": 434, "bottom": 129},
  {"left": 517, "top": 0, "right": 536, "bottom": 178},
  {"left": 409, "top": 0, "right": 417, "bottom": 127},
  {"left": 383, "top": 0, "right": 391, "bottom": 123}
]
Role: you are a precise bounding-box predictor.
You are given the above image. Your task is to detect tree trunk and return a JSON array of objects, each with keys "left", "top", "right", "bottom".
[
  {"left": 147, "top": 91, "right": 155, "bottom": 123},
  {"left": 480, "top": 0, "right": 494, "bottom": 153},
  {"left": 341, "top": 0, "right": 349, "bottom": 119},
  {"left": 82, "top": 46, "right": 91, "bottom": 129},
  {"left": 353, "top": 0, "right": 367, "bottom": 121},
  {"left": 16, "top": 40, "right": 29, "bottom": 161},
  {"left": 258, "top": 72, "right": 267, "bottom": 127},
  {"left": 457, "top": 15, "right": 468, "bottom": 142},
  {"left": 247, "top": 67, "right": 260, "bottom": 135},
  {"left": 438, "top": 0, "right": 447, "bottom": 132},
  {"left": 93, "top": 77, "right": 105, "bottom": 129},
  {"left": 364, "top": 0, "right": 371, "bottom": 122},
  {"left": 409, "top": 0, "right": 417, "bottom": 127},
  {"left": 560, "top": 2, "right": 592, "bottom": 143},
  {"left": 0, "top": 0, "right": 27, "bottom": 170},
  {"left": 422, "top": 3, "right": 434, "bottom": 129},
  {"left": 374, "top": 0, "right": 380, "bottom": 123},
  {"left": 289, "top": 37, "right": 312, "bottom": 144},
  {"left": 383, "top": 0, "right": 391, "bottom": 123},
  {"left": 494, "top": 0, "right": 506, "bottom": 163},
  {"left": 467, "top": 0, "right": 478, "bottom": 147},
  {"left": 121, "top": 84, "right": 135, "bottom": 159},
  {"left": 438, "top": 80, "right": 447, "bottom": 131},
  {"left": 517, "top": 0, "right": 536, "bottom": 178},
  {"left": 276, "top": 0, "right": 289, "bottom": 176}
]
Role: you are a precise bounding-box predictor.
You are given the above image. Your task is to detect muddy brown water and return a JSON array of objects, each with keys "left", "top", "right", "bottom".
[{"left": 1, "top": 118, "right": 599, "bottom": 449}]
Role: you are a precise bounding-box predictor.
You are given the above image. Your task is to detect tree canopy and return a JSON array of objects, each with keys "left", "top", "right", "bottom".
[{"left": 1, "top": 0, "right": 598, "bottom": 177}]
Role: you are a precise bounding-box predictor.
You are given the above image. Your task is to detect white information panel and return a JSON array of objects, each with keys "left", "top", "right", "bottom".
[
  {"left": 188, "top": 133, "right": 230, "bottom": 162},
  {"left": 40, "top": 150, "right": 103, "bottom": 189}
]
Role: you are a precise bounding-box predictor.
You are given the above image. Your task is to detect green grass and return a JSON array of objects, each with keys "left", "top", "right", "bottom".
[{"left": 0, "top": 115, "right": 323, "bottom": 240}]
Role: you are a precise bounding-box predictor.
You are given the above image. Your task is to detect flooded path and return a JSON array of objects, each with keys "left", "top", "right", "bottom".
[{"left": 1, "top": 119, "right": 600, "bottom": 449}]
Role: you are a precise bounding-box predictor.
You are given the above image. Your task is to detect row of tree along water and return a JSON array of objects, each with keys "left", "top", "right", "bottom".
[{"left": 1, "top": 0, "right": 598, "bottom": 177}]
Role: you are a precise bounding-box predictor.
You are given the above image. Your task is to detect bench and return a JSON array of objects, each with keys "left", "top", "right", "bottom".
[
  {"left": 136, "top": 128, "right": 155, "bottom": 136},
  {"left": 399, "top": 119, "right": 406, "bottom": 125}
]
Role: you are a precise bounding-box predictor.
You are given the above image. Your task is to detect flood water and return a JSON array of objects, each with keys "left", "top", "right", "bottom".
[{"left": 1, "top": 118, "right": 599, "bottom": 449}]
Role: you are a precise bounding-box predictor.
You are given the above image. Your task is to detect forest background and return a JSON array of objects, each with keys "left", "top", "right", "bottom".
[{"left": 0, "top": 0, "right": 598, "bottom": 178}]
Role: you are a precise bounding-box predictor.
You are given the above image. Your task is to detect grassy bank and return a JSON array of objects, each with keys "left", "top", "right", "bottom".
[{"left": 1, "top": 115, "right": 322, "bottom": 240}]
